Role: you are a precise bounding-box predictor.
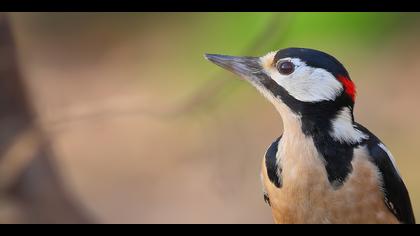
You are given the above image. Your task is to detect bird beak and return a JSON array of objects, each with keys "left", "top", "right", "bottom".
[{"left": 205, "top": 53, "right": 263, "bottom": 79}]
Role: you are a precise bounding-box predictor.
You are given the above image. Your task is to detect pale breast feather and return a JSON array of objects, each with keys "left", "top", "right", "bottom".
[{"left": 356, "top": 123, "right": 416, "bottom": 224}]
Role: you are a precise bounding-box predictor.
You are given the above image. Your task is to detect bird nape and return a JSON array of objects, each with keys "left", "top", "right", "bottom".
[{"left": 205, "top": 47, "right": 415, "bottom": 224}]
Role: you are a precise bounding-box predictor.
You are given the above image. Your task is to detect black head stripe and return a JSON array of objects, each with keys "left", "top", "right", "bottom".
[{"left": 274, "top": 48, "right": 351, "bottom": 79}]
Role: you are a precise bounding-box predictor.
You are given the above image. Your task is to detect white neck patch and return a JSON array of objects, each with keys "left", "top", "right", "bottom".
[
  {"left": 329, "top": 107, "right": 368, "bottom": 144},
  {"left": 262, "top": 57, "right": 344, "bottom": 103}
]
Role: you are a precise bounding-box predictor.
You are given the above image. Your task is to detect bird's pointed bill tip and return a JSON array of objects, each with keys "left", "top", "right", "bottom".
[
  {"left": 204, "top": 53, "right": 221, "bottom": 62},
  {"left": 203, "top": 53, "right": 211, "bottom": 61},
  {"left": 204, "top": 53, "right": 262, "bottom": 78}
]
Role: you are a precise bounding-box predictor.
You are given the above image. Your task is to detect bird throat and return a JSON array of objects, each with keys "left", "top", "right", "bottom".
[{"left": 273, "top": 102, "right": 357, "bottom": 189}]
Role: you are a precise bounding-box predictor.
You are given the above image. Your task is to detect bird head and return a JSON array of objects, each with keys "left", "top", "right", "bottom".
[{"left": 205, "top": 48, "right": 357, "bottom": 137}]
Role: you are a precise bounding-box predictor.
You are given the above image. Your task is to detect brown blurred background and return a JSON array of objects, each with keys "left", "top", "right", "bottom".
[{"left": 0, "top": 12, "right": 419, "bottom": 223}]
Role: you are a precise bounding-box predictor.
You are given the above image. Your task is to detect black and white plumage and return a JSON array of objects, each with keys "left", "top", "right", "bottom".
[
  {"left": 357, "top": 124, "right": 415, "bottom": 224},
  {"left": 205, "top": 48, "right": 415, "bottom": 224}
]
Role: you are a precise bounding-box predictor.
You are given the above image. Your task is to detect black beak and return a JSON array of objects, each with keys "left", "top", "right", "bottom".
[{"left": 204, "top": 53, "right": 263, "bottom": 78}]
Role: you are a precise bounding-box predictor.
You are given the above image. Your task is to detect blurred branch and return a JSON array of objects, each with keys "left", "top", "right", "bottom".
[
  {"left": 148, "top": 13, "right": 296, "bottom": 117},
  {"left": 40, "top": 13, "right": 296, "bottom": 130},
  {"left": 0, "top": 14, "right": 95, "bottom": 224}
]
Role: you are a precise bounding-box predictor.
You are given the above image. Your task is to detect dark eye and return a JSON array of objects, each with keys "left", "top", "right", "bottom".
[{"left": 277, "top": 61, "right": 295, "bottom": 75}]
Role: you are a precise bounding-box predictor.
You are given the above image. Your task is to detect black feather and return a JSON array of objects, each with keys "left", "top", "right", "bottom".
[
  {"left": 265, "top": 136, "right": 282, "bottom": 188},
  {"left": 263, "top": 192, "right": 271, "bottom": 206},
  {"left": 356, "top": 123, "right": 416, "bottom": 224}
]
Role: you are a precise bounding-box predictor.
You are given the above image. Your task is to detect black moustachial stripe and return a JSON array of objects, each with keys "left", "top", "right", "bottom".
[{"left": 265, "top": 136, "right": 282, "bottom": 188}]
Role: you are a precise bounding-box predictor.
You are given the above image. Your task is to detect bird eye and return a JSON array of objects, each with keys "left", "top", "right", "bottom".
[{"left": 277, "top": 61, "right": 295, "bottom": 75}]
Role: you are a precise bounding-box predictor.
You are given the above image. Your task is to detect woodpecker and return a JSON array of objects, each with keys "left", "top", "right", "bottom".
[{"left": 205, "top": 48, "right": 415, "bottom": 224}]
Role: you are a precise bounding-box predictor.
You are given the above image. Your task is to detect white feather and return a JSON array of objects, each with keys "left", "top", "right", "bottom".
[
  {"left": 264, "top": 58, "right": 344, "bottom": 102},
  {"left": 329, "top": 107, "right": 368, "bottom": 144}
]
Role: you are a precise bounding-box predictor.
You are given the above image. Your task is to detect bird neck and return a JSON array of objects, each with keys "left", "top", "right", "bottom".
[
  {"left": 275, "top": 102, "right": 365, "bottom": 144},
  {"left": 275, "top": 103, "right": 305, "bottom": 137}
]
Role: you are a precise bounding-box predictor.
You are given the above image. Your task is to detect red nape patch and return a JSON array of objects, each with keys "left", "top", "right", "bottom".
[{"left": 337, "top": 75, "right": 356, "bottom": 102}]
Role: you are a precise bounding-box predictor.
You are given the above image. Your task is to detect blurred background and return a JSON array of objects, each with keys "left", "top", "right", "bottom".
[{"left": 0, "top": 12, "right": 419, "bottom": 224}]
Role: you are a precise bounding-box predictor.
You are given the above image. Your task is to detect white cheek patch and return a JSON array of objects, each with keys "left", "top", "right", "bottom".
[
  {"left": 330, "top": 107, "right": 368, "bottom": 144},
  {"left": 265, "top": 58, "right": 344, "bottom": 102}
]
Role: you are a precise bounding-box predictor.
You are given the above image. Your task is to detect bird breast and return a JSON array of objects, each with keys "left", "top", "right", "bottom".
[{"left": 261, "top": 132, "right": 399, "bottom": 224}]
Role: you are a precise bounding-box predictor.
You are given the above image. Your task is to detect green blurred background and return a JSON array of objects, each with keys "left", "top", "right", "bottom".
[{"left": 0, "top": 13, "right": 419, "bottom": 223}]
